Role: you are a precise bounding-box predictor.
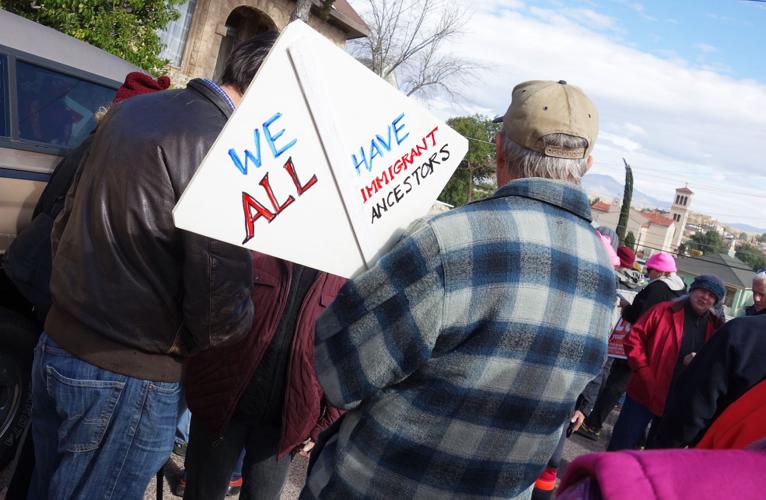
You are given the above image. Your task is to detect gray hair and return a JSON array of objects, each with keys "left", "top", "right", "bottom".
[
  {"left": 94, "top": 105, "right": 111, "bottom": 123},
  {"left": 754, "top": 271, "right": 766, "bottom": 285},
  {"left": 503, "top": 133, "right": 590, "bottom": 183}
]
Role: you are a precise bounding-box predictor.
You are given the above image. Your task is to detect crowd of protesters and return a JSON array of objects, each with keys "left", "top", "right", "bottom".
[{"left": 2, "top": 31, "right": 766, "bottom": 500}]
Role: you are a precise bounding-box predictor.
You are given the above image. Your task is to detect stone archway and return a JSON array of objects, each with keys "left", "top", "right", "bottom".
[{"left": 212, "top": 6, "right": 279, "bottom": 81}]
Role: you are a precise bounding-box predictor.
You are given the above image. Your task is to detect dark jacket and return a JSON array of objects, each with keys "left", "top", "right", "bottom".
[
  {"left": 624, "top": 299, "right": 722, "bottom": 416},
  {"left": 45, "top": 79, "right": 253, "bottom": 382},
  {"left": 696, "top": 379, "right": 766, "bottom": 449},
  {"left": 653, "top": 314, "right": 766, "bottom": 448},
  {"left": 4, "top": 135, "right": 93, "bottom": 319},
  {"left": 185, "top": 253, "right": 346, "bottom": 458},
  {"left": 745, "top": 305, "right": 766, "bottom": 316},
  {"left": 621, "top": 274, "right": 686, "bottom": 324}
]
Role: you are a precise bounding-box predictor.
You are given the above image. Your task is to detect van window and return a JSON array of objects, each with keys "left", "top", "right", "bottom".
[
  {"left": 16, "top": 60, "right": 114, "bottom": 149},
  {"left": 0, "top": 55, "right": 8, "bottom": 137}
]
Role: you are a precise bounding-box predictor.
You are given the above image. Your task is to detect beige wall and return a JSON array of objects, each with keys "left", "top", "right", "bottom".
[
  {"left": 591, "top": 209, "right": 645, "bottom": 240},
  {"left": 168, "top": 0, "right": 349, "bottom": 85},
  {"left": 639, "top": 223, "right": 675, "bottom": 255}
]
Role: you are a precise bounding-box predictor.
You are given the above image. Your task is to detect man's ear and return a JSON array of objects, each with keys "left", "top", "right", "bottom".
[
  {"left": 495, "top": 132, "right": 511, "bottom": 186},
  {"left": 495, "top": 132, "right": 505, "bottom": 170},
  {"left": 584, "top": 154, "right": 593, "bottom": 174}
]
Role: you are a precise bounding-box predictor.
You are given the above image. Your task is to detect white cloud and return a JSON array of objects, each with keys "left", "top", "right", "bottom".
[
  {"left": 705, "top": 12, "right": 734, "bottom": 22},
  {"left": 623, "top": 122, "right": 647, "bottom": 136},
  {"left": 624, "top": 1, "right": 656, "bottom": 21},
  {"left": 600, "top": 132, "right": 642, "bottom": 152},
  {"left": 561, "top": 8, "right": 620, "bottom": 32},
  {"left": 427, "top": 0, "right": 766, "bottom": 227},
  {"left": 503, "top": 0, "right": 526, "bottom": 10},
  {"left": 695, "top": 43, "right": 718, "bottom": 54}
]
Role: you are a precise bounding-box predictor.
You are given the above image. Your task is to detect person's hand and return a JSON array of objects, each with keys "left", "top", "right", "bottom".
[
  {"left": 683, "top": 352, "right": 696, "bottom": 366},
  {"left": 298, "top": 438, "right": 315, "bottom": 457},
  {"left": 619, "top": 297, "right": 630, "bottom": 308},
  {"left": 570, "top": 410, "right": 586, "bottom": 433}
]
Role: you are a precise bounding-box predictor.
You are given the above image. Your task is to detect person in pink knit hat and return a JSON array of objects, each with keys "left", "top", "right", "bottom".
[
  {"left": 576, "top": 251, "right": 687, "bottom": 442},
  {"left": 619, "top": 252, "right": 685, "bottom": 323}
]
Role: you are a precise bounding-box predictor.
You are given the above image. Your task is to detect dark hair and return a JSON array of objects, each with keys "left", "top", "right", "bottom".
[{"left": 220, "top": 31, "right": 280, "bottom": 95}]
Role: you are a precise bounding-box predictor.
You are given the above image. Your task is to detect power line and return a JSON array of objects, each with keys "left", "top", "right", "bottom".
[{"left": 615, "top": 163, "right": 765, "bottom": 200}]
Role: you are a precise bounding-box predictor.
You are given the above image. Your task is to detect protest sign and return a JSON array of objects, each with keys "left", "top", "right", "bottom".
[
  {"left": 173, "top": 20, "right": 468, "bottom": 278},
  {"left": 607, "top": 318, "right": 631, "bottom": 359}
]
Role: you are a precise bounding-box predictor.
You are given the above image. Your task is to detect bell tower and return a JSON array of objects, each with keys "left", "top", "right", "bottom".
[{"left": 670, "top": 185, "right": 693, "bottom": 251}]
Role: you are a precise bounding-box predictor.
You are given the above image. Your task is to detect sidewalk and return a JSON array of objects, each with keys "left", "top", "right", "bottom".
[
  {"left": 142, "top": 408, "right": 621, "bottom": 499},
  {"left": 0, "top": 406, "right": 620, "bottom": 499}
]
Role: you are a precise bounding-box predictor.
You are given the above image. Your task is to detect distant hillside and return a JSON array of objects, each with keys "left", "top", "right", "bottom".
[
  {"left": 582, "top": 173, "right": 670, "bottom": 210},
  {"left": 727, "top": 222, "right": 766, "bottom": 235}
]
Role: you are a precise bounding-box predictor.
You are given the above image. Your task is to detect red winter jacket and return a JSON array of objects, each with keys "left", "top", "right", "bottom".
[
  {"left": 184, "top": 253, "right": 346, "bottom": 458},
  {"left": 624, "top": 299, "right": 721, "bottom": 416}
]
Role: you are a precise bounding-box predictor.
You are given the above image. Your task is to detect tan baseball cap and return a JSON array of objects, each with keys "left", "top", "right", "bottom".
[{"left": 501, "top": 80, "right": 598, "bottom": 159}]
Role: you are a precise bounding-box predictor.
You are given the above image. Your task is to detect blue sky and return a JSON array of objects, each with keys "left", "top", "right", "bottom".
[
  {"left": 348, "top": 0, "right": 766, "bottom": 230},
  {"left": 558, "top": 0, "right": 766, "bottom": 82}
]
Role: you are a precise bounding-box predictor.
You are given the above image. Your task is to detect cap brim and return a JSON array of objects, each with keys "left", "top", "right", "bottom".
[{"left": 492, "top": 115, "right": 504, "bottom": 123}]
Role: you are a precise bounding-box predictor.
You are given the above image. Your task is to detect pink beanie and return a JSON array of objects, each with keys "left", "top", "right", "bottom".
[
  {"left": 596, "top": 231, "right": 620, "bottom": 269},
  {"left": 646, "top": 252, "right": 676, "bottom": 273}
]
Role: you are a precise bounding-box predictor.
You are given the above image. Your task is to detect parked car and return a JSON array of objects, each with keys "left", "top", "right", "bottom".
[{"left": 0, "top": 9, "right": 141, "bottom": 467}]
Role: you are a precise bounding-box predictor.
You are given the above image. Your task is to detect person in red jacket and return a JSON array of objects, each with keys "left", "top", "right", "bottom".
[
  {"left": 607, "top": 274, "right": 725, "bottom": 451},
  {"left": 181, "top": 253, "right": 345, "bottom": 500}
]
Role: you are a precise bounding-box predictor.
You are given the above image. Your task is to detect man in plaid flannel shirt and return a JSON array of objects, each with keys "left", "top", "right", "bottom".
[{"left": 303, "top": 81, "right": 616, "bottom": 499}]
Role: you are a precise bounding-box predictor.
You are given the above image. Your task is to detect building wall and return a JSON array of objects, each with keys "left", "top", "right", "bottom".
[
  {"left": 167, "top": 0, "right": 349, "bottom": 86},
  {"left": 591, "top": 209, "right": 644, "bottom": 239},
  {"left": 640, "top": 223, "right": 675, "bottom": 255}
]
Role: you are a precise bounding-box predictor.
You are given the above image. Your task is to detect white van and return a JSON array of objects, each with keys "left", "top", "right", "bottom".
[
  {"left": 0, "top": 9, "right": 142, "bottom": 468},
  {"left": 0, "top": 9, "right": 141, "bottom": 252}
]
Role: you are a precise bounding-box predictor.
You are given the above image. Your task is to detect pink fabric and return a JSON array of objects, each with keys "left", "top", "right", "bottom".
[
  {"left": 645, "top": 252, "right": 676, "bottom": 273},
  {"left": 597, "top": 231, "right": 620, "bottom": 269},
  {"left": 558, "top": 449, "right": 766, "bottom": 500}
]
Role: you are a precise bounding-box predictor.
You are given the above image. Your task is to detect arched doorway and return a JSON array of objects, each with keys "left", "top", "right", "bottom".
[{"left": 213, "top": 7, "right": 278, "bottom": 81}]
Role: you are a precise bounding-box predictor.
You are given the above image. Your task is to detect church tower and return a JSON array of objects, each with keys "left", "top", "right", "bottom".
[{"left": 670, "top": 186, "right": 693, "bottom": 252}]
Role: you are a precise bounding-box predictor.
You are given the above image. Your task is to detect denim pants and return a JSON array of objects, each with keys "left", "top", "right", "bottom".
[
  {"left": 607, "top": 395, "right": 661, "bottom": 451},
  {"left": 584, "top": 358, "right": 632, "bottom": 430},
  {"left": 176, "top": 395, "right": 192, "bottom": 446},
  {"left": 183, "top": 414, "right": 291, "bottom": 500},
  {"left": 28, "top": 333, "right": 180, "bottom": 500}
]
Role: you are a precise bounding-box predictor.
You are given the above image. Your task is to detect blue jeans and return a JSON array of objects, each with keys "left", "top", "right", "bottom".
[
  {"left": 607, "top": 395, "right": 660, "bottom": 451},
  {"left": 176, "top": 397, "right": 191, "bottom": 446},
  {"left": 28, "top": 333, "right": 180, "bottom": 500},
  {"left": 183, "top": 414, "right": 291, "bottom": 500}
]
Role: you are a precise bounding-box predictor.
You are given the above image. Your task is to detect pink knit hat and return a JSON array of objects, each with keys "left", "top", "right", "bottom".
[{"left": 646, "top": 252, "right": 676, "bottom": 273}]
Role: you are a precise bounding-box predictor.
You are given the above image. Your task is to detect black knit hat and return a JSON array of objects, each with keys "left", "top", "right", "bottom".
[{"left": 690, "top": 274, "right": 726, "bottom": 302}]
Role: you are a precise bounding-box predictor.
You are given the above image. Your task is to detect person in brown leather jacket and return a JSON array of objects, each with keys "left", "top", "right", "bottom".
[{"left": 28, "top": 33, "right": 278, "bottom": 500}]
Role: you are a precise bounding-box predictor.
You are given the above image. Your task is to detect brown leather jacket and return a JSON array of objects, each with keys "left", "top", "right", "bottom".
[{"left": 46, "top": 79, "right": 253, "bottom": 382}]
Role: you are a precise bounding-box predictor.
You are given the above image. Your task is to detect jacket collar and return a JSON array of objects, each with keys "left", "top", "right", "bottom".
[
  {"left": 486, "top": 178, "right": 593, "bottom": 222},
  {"left": 669, "top": 297, "right": 723, "bottom": 329},
  {"left": 187, "top": 78, "right": 233, "bottom": 119}
]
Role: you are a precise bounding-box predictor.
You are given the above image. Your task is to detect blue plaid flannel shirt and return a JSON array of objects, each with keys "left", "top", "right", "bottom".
[{"left": 305, "top": 178, "right": 616, "bottom": 499}]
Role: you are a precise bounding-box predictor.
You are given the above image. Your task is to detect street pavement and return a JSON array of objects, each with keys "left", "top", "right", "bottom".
[
  {"left": 141, "top": 410, "right": 620, "bottom": 499},
  {"left": 0, "top": 407, "right": 619, "bottom": 499}
]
